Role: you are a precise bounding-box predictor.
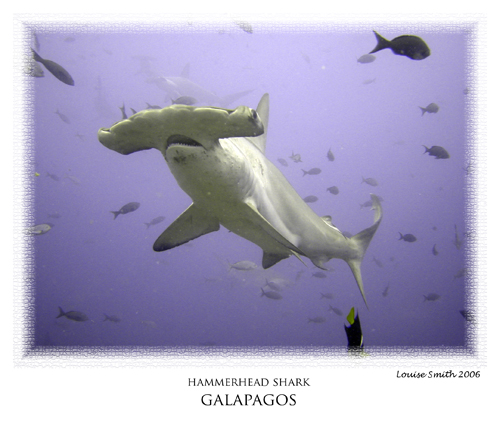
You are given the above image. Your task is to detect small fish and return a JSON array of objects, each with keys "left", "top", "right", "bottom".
[
  {"left": 146, "top": 102, "right": 162, "bottom": 110},
  {"left": 432, "top": 244, "right": 439, "bottom": 256},
  {"left": 453, "top": 268, "right": 468, "bottom": 280},
  {"left": 357, "top": 54, "right": 376, "bottom": 64},
  {"left": 328, "top": 305, "right": 343, "bottom": 316},
  {"left": 55, "top": 109, "right": 70, "bottom": 124},
  {"left": 419, "top": 103, "right": 439, "bottom": 116},
  {"left": 260, "top": 288, "right": 282, "bottom": 300},
  {"left": 382, "top": 284, "right": 390, "bottom": 297},
  {"left": 144, "top": 216, "right": 166, "bottom": 228},
  {"left": 320, "top": 292, "right": 334, "bottom": 300},
  {"left": 453, "top": 224, "right": 463, "bottom": 250},
  {"left": 75, "top": 133, "right": 86, "bottom": 142},
  {"left": 399, "top": 233, "right": 417, "bottom": 242},
  {"left": 361, "top": 176, "right": 378, "bottom": 186},
  {"left": 46, "top": 172, "right": 60, "bottom": 181},
  {"left": 64, "top": 174, "right": 81, "bottom": 185},
  {"left": 234, "top": 20, "right": 253, "bottom": 34},
  {"left": 141, "top": 320, "right": 157, "bottom": 329},
  {"left": 327, "top": 148, "right": 335, "bottom": 161},
  {"left": 308, "top": 317, "right": 326, "bottom": 323},
  {"left": 31, "top": 48, "right": 75, "bottom": 85},
  {"left": 228, "top": 260, "right": 258, "bottom": 271},
  {"left": 459, "top": 310, "right": 475, "bottom": 323},
  {"left": 423, "top": 293, "right": 440, "bottom": 302},
  {"left": 312, "top": 271, "right": 327, "bottom": 279},
  {"left": 27, "top": 223, "right": 53, "bottom": 235},
  {"left": 303, "top": 195, "right": 318, "bottom": 203},
  {"left": 265, "top": 279, "right": 282, "bottom": 291},
  {"left": 362, "top": 78, "right": 376, "bottom": 85},
  {"left": 369, "top": 31, "right": 431, "bottom": 60},
  {"left": 119, "top": 103, "right": 127, "bottom": 120},
  {"left": 277, "top": 158, "right": 288, "bottom": 167},
  {"left": 171, "top": 96, "right": 198, "bottom": 105},
  {"left": 302, "top": 168, "right": 322, "bottom": 176},
  {"left": 47, "top": 212, "right": 62, "bottom": 219},
  {"left": 64, "top": 36, "right": 76, "bottom": 43},
  {"left": 103, "top": 314, "right": 121, "bottom": 322},
  {"left": 372, "top": 256, "right": 384, "bottom": 268},
  {"left": 423, "top": 145, "right": 450, "bottom": 159},
  {"left": 110, "top": 202, "right": 140, "bottom": 219},
  {"left": 289, "top": 151, "right": 302, "bottom": 163},
  {"left": 326, "top": 186, "right": 339, "bottom": 195},
  {"left": 56, "top": 306, "right": 88, "bottom": 322}
]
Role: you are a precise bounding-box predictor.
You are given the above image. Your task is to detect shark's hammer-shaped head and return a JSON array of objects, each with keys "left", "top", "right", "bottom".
[{"left": 98, "top": 103, "right": 264, "bottom": 156}]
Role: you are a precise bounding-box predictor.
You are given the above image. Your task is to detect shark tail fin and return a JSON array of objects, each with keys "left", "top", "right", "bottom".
[{"left": 345, "top": 194, "right": 383, "bottom": 309}]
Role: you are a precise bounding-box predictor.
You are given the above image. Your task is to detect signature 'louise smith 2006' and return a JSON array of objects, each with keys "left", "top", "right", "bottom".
[{"left": 98, "top": 94, "right": 382, "bottom": 307}]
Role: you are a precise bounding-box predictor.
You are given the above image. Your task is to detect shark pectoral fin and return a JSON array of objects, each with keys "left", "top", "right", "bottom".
[{"left": 153, "top": 204, "right": 220, "bottom": 251}]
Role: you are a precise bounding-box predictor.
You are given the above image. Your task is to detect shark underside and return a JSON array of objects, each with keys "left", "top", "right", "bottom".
[{"left": 98, "top": 94, "right": 382, "bottom": 307}]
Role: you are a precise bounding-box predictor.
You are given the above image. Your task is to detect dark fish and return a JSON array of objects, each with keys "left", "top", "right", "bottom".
[
  {"left": 308, "top": 317, "right": 326, "bottom": 323},
  {"left": 260, "top": 288, "right": 282, "bottom": 300},
  {"left": 357, "top": 54, "right": 376, "bottom": 64},
  {"left": 103, "top": 314, "right": 121, "bottom": 322},
  {"left": 369, "top": 31, "right": 431, "bottom": 60},
  {"left": 328, "top": 305, "right": 343, "bottom": 316},
  {"left": 453, "top": 268, "right": 468, "bottom": 279},
  {"left": 382, "top": 284, "right": 390, "bottom": 297},
  {"left": 303, "top": 195, "right": 318, "bottom": 203},
  {"left": 31, "top": 48, "right": 75, "bottom": 85},
  {"left": 432, "top": 244, "right": 439, "bottom": 256},
  {"left": 146, "top": 102, "right": 162, "bottom": 110},
  {"left": 171, "top": 96, "right": 198, "bottom": 105},
  {"left": 234, "top": 20, "right": 253, "bottom": 34},
  {"left": 302, "top": 168, "right": 322, "bottom": 176},
  {"left": 289, "top": 151, "right": 302, "bottom": 163},
  {"left": 453, "top": 224, "right": 463, "bottom": 250},
  {"left": 372, "top": 256, "right": 384, "bottom": 268},
  {"left": 362, "top": 78, "right": 376, "bottom": 85},
  {"left": 359, "top": 195, "right": 384, "bottom": 209},
  {"left": 46, "top": 172, "right": 60, "bottom": 181},
  {"left": 47, "top": 212, "right": 62, "bottom": 219},
  {"left": 56, "top": 306, "right": 88, "bottom": 322},
  {"left": 399, "top": 232, "right": 417, "bottom": 242},
  {"left": 419, "top": 103, "right": 439, "bottom": 115},
  {"left": 312, "top": 271, "right": 327, "bottom": 279},
  {"left": 145, "top": 216, "right": 166, "bottom": 228},
  {"left": 326, "top": 186, "right": 339, "bottom": 195},
  {"left": 327, "top": 148, "right": 335, "bottom": 161},
  {"left": 27, "top": 223, "right": 53, "bottom": 235},
  {"left": 344, "top": 308, "right": 363, "bottom": 351},
  {"left": 55, "top": 109, "right": 70, "bottom": 124},
  {"left": 277, "top": 158, "right": 288, "bottom": 167},
  {"left": 459, "top": 310, "right": 475, "bottom": 323},
  {"left": 320, "top": 292, "right": 334, "bottom": 300},
  {"left": 110, "top": 202, "right": 140, "bottom": 219},
  {"left": 423, "top": 145, "right": 450, "bottom": 159},
  {"left": 75, "top": 133, "right": 86, "bottom": 142},
  {"left": 423, "top": 293, "right": 440, "bottom": 302},
  {"left": 64, "top": 36, "right": 76, "bottom": 42},
  {"left": 362, "top": 176, "right": 378, "bottom": 186},
  {"left": 119, "top": 103, "right": 127, "bottom": 120}
]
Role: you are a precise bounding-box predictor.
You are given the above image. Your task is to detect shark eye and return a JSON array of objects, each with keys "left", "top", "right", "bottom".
[{"left": 251, "top": 109, "right": 258, "bottom": 120}]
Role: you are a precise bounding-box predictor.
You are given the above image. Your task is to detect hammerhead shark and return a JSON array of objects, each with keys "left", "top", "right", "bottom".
[{"left": 98, "top": 94, "right": 382, "bottom": 307}]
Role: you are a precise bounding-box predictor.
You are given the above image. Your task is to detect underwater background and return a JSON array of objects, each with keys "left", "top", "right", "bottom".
[{"left": 25, "top": 20, "right": 472, "bottom": 351}]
